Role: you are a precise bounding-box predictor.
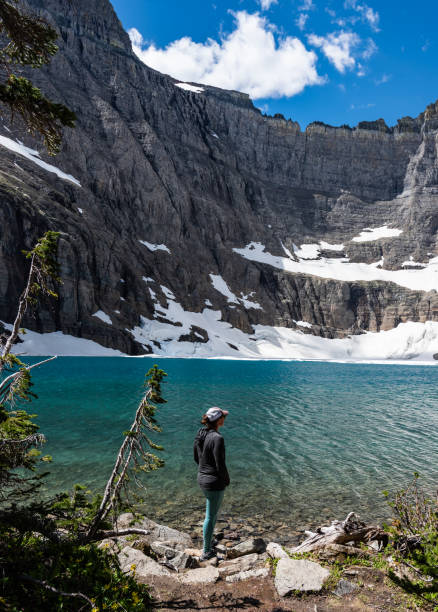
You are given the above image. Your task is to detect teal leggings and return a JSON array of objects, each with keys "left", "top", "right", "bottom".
[{"left": 202, "top": 489, "right": 224, "bottom": 553}]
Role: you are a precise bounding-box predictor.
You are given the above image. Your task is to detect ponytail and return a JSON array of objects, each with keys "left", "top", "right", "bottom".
[{"left": 201, "top": 414, "right": 215, "bottom": 428}]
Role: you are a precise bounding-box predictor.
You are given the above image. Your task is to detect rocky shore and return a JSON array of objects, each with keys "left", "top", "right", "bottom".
[{"left": 100, "top": 512, "right": 420, "bottom": 611}]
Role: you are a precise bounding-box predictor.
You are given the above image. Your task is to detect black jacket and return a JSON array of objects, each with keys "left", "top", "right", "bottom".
[{"left": 193, "top": 427, "right": 230, "bottom": 491}]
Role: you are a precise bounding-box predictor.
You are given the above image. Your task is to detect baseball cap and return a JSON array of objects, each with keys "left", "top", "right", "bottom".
[{"left": 206, "top": 406, "right": 229, "bottom": 422}]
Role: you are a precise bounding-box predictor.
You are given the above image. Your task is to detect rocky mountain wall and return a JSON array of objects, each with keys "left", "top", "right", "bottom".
[{"left": 0, "top": 0, "right": 437, "bottom": 354}]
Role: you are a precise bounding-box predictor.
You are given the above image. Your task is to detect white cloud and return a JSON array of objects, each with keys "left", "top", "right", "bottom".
[
  {"left": 344, "top": 0, "right": 380, "bottom": 31},
  {"left": 299, "top": 0, "right": 314, "bottom": 10},
  {"left": 129, "top": 12, "right": 323, "bottom": 99},
  {"left": 362, "top": 38, "right": 377, "bottom": 59},
  {"left": 308, "top": 31, "right": 359, "bottom": 73},
  {"left": 296, "top": 13, "right": 309, "bottom": 30},
  {"left": 259, "top": 0, "right": 277, "bottom": 9},
  {"left": 356, "top": 62, "right": 365, "bottom": 76},
  {"left": 375, "top": 73, "right": 391, "bottom": 85}
]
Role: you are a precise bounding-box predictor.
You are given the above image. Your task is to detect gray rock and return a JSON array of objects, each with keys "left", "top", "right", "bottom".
[
  {"left": 218, "top": 553, "right": 260, "bottom": 576},
  {"left": 227, "top": 538, "right": 266, "bottom": 559},
  {"left": 178, "top": 565, "right": 220, "bottom": 585},
  {"left": 274, "top": 558, "right": 330, "bottom": 597},
  {"left": 118, "top": 546, "right": 171, "bottom": 578},
  {"left": 225, "top": 567, "right": 270, "bottom": 583},
  {"left": 97, "top": 538, "right": 121, "bottom": 555},
  {"left": 117, "top": 513, "right": 192, "bottom": 550},
  {"left": 266, "top": 542, "right": 289, "bottom": 559},
  {"left": 150, "top": 541, "right": 197, "bottom": 570},
  {"left": 333, "top": 579, "right": 358, "bottom": 596},
  {"left": 215, "top": 543, "right": 227, "bottom": 555}
]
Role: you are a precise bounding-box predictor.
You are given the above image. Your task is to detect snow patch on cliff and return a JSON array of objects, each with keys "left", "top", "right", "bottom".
[
  {"left": 293, "top": 243, "right": 320, "bottom": 259},
  {"left": 210, "top": 274, "right": 262, "bottom": 309},
  {"left": 319, "top": 241, "right": 345, "bottom": 251},
  {"left": 294, "top": 320, "right": 312, "bottom": 328},
  {"left": 402, "top": 256, "right": 426, "bottom": 268},
  {"left": 175, "top": 82, "right": 204, "bottom": 93},
  {"left": 139, "top": 240, "right": 171, "bottom": 253},
  {"left": 233, "top": 241, "right": 438, "bottom": 292},
  {"left": 351, "top": 226, "right": 403, "bottom": 242},
  {"left": 92, "top": 310, "right": 112, "bottom": 325},
  {"left": 0, "top": 135, "right": 81, "bottom": 186}
]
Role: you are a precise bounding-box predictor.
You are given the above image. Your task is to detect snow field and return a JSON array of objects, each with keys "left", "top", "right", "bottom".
[{"left": 233, "top": 242, "right": 438, "bottom": 292}]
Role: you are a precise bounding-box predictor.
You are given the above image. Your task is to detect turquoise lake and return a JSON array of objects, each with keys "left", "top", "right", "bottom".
[{"left": 23, "top": 357, "right": 438, "bottom": 536}]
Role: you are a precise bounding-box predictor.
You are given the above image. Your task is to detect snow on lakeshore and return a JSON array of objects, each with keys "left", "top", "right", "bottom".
[
  {"left": 3, "top": 325, "right": 122, "bottom": 356},
  {"left": 0, "top": 135, "right": 81, "bottom": 186},
  {"left": 351, "top": 226, "right": 403, "bottom": 242},
  {"left": 175, "top": 82, "right": 204, "bottom": 93},
  {"left": 233, "top": 241, "right": 438, "bottom": 292},
  {"left": 123, "top": 289, "right": 438, "bottom": 362},
  {"left": 139, "top": 240, "right": 171, "bottom": 253},
  {"left": 5, "top": 315, "right": 438, "bottom": 362}
]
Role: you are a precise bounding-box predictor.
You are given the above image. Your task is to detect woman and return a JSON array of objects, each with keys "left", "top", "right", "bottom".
[{"left": 193, "top": 406, "right": 230, "bottom": 561}]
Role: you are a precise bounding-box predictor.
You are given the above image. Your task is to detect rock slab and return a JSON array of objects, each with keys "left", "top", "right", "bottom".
[
  {"left": 333, "top": 579, "right": 358, "bottom": 596},
  {"left": 218, "top": 553, "right": 260, "bottom": 576},
  {"left": 227, "top": 537, "right": 266, "bottom": 559},
  {"left": 118, "top": 546, "right": 171, "bottom": 578},
  {"left": 274, "top": 558, "right": 330, "bottom": 596},
  {"left": 178, "top": 565, "right": 220, "bottom": 585},
  {"left": 225, "top": 567, "right": 270, "bottom": 583},
  {"left": 266, "top": 541, "right": 289, "bottom": 559},
  {"left": 117, "top": 513, "right": 193, "bottom": 550}
]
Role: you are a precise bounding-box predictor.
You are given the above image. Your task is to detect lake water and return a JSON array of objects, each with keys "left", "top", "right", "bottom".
[{"left": 23, "top": 357, "right": 438, "bottom": 540}]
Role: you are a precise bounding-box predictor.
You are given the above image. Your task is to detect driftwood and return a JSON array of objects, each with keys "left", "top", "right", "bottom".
[{"left": 291, "top": 512, "right": 388, "bottom": 553}]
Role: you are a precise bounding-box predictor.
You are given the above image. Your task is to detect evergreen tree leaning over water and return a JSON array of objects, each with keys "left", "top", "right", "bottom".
[{"left": 0, "top": 234, "right": 165, "bottom": 609}]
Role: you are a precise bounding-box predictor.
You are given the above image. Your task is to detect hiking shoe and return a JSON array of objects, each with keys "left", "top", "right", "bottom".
[{"left": 199, "top": 550, "right": 216, "bottom": 561}]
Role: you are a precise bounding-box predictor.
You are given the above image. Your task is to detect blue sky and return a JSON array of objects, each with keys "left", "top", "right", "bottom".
[{"left": 110, "top": 0, "right": 437, "bottom": 129}]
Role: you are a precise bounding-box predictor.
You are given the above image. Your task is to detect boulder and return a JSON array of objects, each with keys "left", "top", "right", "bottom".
[
  {"left": 274, "top": 558, "right": 330, "bottom": 596},
  {"left": 118, "top": 546, "right": 171, "bottom": 578},
  {"left": 178, "top": 565, "right": 220, "bottom": 585},
  {"left": 227, "top": 538, "right": 266, "bottom": 559},
  {"left": 225, "top": 567, "right": 269, "bottom": 583},
  {"left": 266, "top": 542, "right": 289, "bottom": 559},
  {"left": 97, "top": 538, "right": 122, "bottom": 555},
  {"left": 333, "top": 579, "right": 358, "bottom": 596},
  {"left": 218, "top": 553, "right": 259, "bottom": 577},
  {"left": 117, "top": 513, "right": 193, "bottom": 550},
  {"left": 150, "top": 541, "right": 197, "bottom": 570}
]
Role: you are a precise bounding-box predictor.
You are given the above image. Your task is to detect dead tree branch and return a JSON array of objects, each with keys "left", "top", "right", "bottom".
[
  {"left": 291, "top": 512, "right": 388, "bottom": 553},
  {"left": 87, "top": 366, "right": 166, "bottom": 540},
  {"left": 19, "top": 574, "right": 94, "bottom": 608}
]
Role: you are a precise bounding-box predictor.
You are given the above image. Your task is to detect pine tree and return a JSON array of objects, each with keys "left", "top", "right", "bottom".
[{"left": 0, "top": 0, "right": 76, "bottom": 154}]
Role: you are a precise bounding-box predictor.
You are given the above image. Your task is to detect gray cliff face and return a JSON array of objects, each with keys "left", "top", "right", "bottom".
[{"left": 0, "top": 0, "right": 438, "bottom": 353}]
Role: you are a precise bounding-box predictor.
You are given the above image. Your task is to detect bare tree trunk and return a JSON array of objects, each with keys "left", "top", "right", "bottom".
[
  {"left": 2, "top": 254, "right": 36, "bottom": 359},
  {"left": 86, "top": 389, "right": 152, "bottom": 540},
  {"left": 291, "top": 512, "right": 387, "bottom": 553},
  {"left": 0, "top": 356, "right": 57, "bottom": 402}
]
